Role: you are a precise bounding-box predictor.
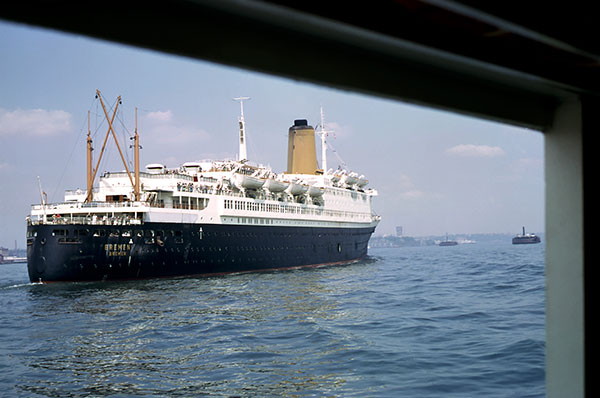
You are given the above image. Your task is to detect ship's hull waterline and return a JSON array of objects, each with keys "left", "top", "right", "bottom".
[{"left": 27, "top": 223, "right": 375, "bottom": 283}]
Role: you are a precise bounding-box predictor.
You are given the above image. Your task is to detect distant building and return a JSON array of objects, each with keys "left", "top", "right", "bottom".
[{"left": 395, "top": 226, "right": 403, "bottom": 236}]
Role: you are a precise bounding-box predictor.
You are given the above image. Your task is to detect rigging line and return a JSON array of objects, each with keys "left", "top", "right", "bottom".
[
  {"left": 94, "top": 100, "right": 99, "bottom": 140},
  {"left": 89, "top": 110, "right": 105, "bottom": 118},
  {"left": 114, "top": 106, "right": 133, "bottom": 168},
  {"left": 89, "top": 110, "right": 106, "bottom": 129},
  {"left": 103, "top": 96, "right": 133, "bottom": 171},
  {"left": 115, "top": 103, "right": 131, "bottom": 134},
  {"left": 49, "top": 110, "right": 90, "bottom": 203},
  {"left": 92, "top": 117, "right": 103, "bottom": 138},
  {"left": 326, "top": 139, "right": 347, "bottom": 169},
  {"left": 247, "top": 130, "right": 262, "bottom": 164},
  {"left": 89, "top": 99, "right": 102, "bottom": 140},
  {"left": 314, "top": 116, "right": 347, "bottom": 169},
  {"left": 91, "top": 97, "right": 119, "bottom": 141},
  {"left": 97, "top": 96, "right": 127, "bottom": 170},
  {"left": 97, "top": 138, "right": 113, "bottom": 179},
  {"left": 93, "top": 93, "right": 123, "bottom": 178},
  {"left": 48, "top": 96, "right": 97, "bottom": 202}
]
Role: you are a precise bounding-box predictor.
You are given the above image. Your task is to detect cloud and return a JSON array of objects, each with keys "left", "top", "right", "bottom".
[
  {"left": 0, "top": 107, "right": 72, "bottom": 136},
  {"left": 392, "top": 173, "right": 415, "bottom": 191},
  {"left": 324, "top": 121, "right": 352, "bottom": 138},
  {"left": 141, "top": 110, "right": 209, "bottom": 146},
  {"left": 390, "top": 173, "right": 426, "bottom": 200},
  {"left": 144, "top": 110, "right": 173, "bottom": 123},
  {"left": 445, "top": 144, "right": 505, "bottom": 157},
  {"left": 399, "top": 189, "right": 425, "bottom": 199}
]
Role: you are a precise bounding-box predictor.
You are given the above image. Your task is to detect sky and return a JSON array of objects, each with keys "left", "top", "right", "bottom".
[{"left": 0, "top": 20, "right": 545, "bottom": 248}]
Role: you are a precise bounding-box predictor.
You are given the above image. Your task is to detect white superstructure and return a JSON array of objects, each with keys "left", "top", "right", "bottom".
[
  {"left": 30, "top": 160, "right": 380, "bottom": 229},
  {"left": 27, "top": 94, "right": 380, "bottom": 232}
]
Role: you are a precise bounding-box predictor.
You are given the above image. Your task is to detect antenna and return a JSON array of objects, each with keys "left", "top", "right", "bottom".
[{"left": 233, "top": 97, "right": 250, "bottom": 161}]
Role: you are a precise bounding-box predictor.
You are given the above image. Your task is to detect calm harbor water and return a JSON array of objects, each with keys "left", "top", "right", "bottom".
[{"left": 0, "top": 241, "right": 545, "bottom": 397}]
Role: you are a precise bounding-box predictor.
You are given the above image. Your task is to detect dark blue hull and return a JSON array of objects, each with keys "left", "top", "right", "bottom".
[{"left": 26, "top": 223, "right": 375, "bottom": 282}]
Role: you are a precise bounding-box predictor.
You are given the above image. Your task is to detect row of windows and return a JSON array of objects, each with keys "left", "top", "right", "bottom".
[
  {"left": 225, "top": 199, "right": 297, "bottom": 213},
  {"left": 41, "top": 227, "right": 368, "bottom": 239},
  {"left": 172, "top": 197, "right": 209, "bottom": 210},
  {"left": 49, "top": 228, "right": 186, "bottom": 239},
  {"left": 330, "top": 189, "right": 361, "bottom": 198},
  {"left": 224, "top": 199, "right": 320, "bottom": 214},
  {"left": 223, "top": 199, "right": 370, "bottom": 220}
]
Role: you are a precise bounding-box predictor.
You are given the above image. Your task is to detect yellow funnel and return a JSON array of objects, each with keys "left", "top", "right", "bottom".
[{"left": 287, "top": 119, "right": 318, "bottom": 175}]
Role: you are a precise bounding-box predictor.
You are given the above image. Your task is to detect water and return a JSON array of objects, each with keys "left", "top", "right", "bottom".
[{"left": 0, "top": 242, "right": 545, "bottom": 397}]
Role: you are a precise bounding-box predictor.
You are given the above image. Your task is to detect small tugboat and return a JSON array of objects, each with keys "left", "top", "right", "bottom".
[
  {"left": 439, "top": 233, "right": 458, "bottom": 246},
  {"left": 512, "top": 226, "right": 541, "bottom": 244}
]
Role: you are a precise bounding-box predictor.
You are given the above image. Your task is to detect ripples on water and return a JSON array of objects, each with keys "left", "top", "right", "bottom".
[{"left": 0, "top": 242, "right": 545, "bottom": 397}]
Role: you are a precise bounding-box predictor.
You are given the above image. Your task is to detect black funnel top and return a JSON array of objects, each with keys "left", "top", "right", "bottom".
[{"left": 293, "top": 119, "right": 308, "bottom": 127}]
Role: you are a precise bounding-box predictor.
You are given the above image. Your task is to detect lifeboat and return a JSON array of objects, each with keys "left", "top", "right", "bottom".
[
  {"left": 233, "top": 173, "right": 265, "bottom": 190},
  {"left": 286, "top": 181, "right": 308, "bottom": 196},
  {"left": 356, "top": 175, "right": 369, "bottom": 188},
  {"left": 146, "top": 163, "right": 166, "bottom": 174},
  {"left": 264, "top": 178, "right": 289, "bottom": 192},
  {"left": 308, "top": 185, "right": 324, "bottom": 197},
  {"left": 341, "top": 171, "right": 358, "bottom": 186},
  {"left": 182, "top": 162, "right": 202, "bottom": 171}
]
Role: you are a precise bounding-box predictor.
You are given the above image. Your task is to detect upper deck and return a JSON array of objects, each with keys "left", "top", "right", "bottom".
[
  {"left": 29, "top": 147, "right": 379, "bottom": 229},
  {"left": 28, "top": 176, "right": 380, "bottom": 228}
]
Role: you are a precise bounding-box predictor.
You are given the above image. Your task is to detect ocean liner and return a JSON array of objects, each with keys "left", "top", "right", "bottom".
[{"left": 26, "top": 91, "right": 380, "bottom": 282}]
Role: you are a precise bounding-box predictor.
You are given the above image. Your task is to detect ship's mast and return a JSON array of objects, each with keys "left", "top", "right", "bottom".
[
  {"left": 319, "top": 105, "right": 328, "bottom": 173},
  {"left": 37, "top": 176, "right": 47, "bottom": 219},
  {"left": 87, "top": 90, "right": 140, "bottom": 202},
  {"left": 86, "top": 110, "right": 94, "bottom": 202},
  {"left": 233, "top": 97, "right": 250, "bottom": 162},
  {"left": 133, "top": 107, "right": 140, "bottom": 201}
]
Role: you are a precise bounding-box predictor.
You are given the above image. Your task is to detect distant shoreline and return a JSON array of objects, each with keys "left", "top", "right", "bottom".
[{"left": 370, "top": 232, "right": 544, "bottom": 248}]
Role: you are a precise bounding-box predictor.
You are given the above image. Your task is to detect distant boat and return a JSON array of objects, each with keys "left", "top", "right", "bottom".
[
  {"left": 439, "top": 233, "right": 458, "bottom": 246},
  {"left": 512, "top": 226, "right": 541, "bottom": 244},
  {"left": 0, "top": 254, "right": 27, "bottom": 264}
]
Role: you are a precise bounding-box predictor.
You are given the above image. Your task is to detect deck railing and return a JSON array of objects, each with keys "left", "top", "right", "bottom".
[{"left": 29, "top": 187, "right": 379, "bottom": 226}]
